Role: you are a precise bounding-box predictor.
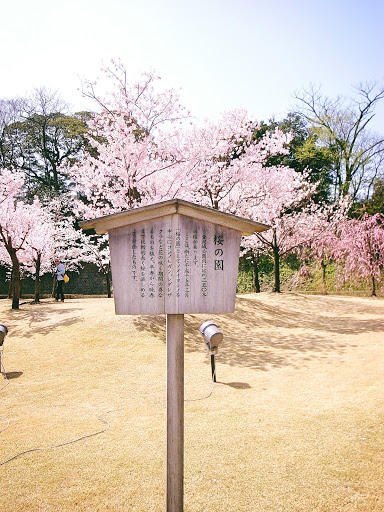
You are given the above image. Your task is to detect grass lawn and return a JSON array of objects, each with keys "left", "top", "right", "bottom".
[{"left": 0, "top": 293, "right": 383, "bottom": 511}]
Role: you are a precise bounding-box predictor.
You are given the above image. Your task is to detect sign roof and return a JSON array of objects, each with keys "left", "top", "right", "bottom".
[{"left": 79, "top": 198, "right": 269, "bottom": 236}]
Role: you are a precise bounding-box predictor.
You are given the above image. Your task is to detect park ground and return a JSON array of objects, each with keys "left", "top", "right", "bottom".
[{"left": 0, "top": 293, "right": 383, "bottom": 511}]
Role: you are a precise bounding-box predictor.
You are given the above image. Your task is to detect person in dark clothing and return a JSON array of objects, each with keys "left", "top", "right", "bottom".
[{"left": 55, "top": 259, "right": 65, "bottom": 302}]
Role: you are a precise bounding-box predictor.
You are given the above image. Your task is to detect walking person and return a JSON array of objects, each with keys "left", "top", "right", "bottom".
[{"left": 55, "top": 258, "right": 65, "bottom": 302}]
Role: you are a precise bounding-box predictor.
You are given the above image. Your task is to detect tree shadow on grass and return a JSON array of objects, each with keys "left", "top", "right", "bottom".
[
  {"left": 232, "top": 295, "right": 384, "bottom": 336},
  {"left": 3, "top": 306, "right": 82, "bottom": 339},
  {"left": 132, "top": 294, "right": 384, "bottom": 371}
]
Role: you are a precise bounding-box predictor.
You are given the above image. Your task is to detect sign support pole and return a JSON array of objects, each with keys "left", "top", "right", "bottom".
[
  {"left": 166, "top": 314, "right": 184, "bottom": 512},
  {"left": 210, "top": 354, "right": 216, "bottom": 382}
]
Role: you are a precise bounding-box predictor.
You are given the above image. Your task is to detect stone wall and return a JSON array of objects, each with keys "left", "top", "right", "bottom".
[{"left": 0, "top": 263, "right": 111, "bottom": 298}]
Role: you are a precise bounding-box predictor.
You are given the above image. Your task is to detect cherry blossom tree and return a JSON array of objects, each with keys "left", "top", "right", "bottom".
[
  {"left": 333, "top": 213, "right": 384, "bottom": 296},
  {"left": 0, "top": 170, "right": 45, "bottom": 309},
  {"left": 74, "top": 60, "right": 191, "bottom": 218},
  {"left": 80, "top": 233, "right": 112, "bottom": 297},
  {"left": 293, "top": 230, "right": 336, "bottom": 295},
  {"left": 0, "top": 176, "right": 98, "bottom": 305},
  {"left": 236, "top": 164, "right": 319, "bottom": 292},
  {"left": 75, "top": 61, "right": 365, "bottom": 298},
  {"left": 177, "top": 110, "right": 292, "bottom": 211},
  {"left": 0, "top": 169, "right": 24, "bottom": 203},
  {"left": 177, "top": 109, "right": 256, "bottom": 209},
  {"left": 168, "top": 110, "right": 316, "bottom": 294},
  {"left": 22, "top": 207, "right": 55, "bottom": 302},
  {"left": 74, "top": 63, "right": 315, "bottom": 295},
  {"left": 180, "top": 121, "right": 327, "bottom": 293},
  {"left": 293, "top": 198, "right": 351, "bottom": 294},
  {"left": 48, "top": 198, "right": 98, "bottom": 292},
  {"left": 75, "top": 61, "right": 292, "bottom": 217}
]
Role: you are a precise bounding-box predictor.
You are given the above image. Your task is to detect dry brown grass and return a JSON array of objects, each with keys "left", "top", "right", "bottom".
[{"left": 0, "top": 293, "right": 383, "bottom": 511}]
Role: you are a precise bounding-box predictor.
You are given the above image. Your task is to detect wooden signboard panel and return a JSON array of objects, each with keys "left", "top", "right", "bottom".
[{"left": 109, "top": 214, "right": 241, "bottom": 315}]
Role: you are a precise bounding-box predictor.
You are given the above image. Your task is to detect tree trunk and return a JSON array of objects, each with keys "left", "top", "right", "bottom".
[
  {"left": 10, "top": 251, "right": 21, "bottom": 310},
  {"left": 34, "top": 252, "right": 41, "bottom": 303},
  {"left": 342, "top": 162, "right": 352, "bottom": 198},
  {"left": 321, "top": 258, "right": 327, "bottom": 295},
  {"left": 252, "top": 253, "right": 261, "bottom": 293},
  {"left": 52, "top": 275, "right": 57, "bottom": 298},
  {"left": 272, "top": 242, "right": 280, "bottom": 293},
  {"left": 371, "top": 275, "right": 377, "bottom": 297},
  {"left": 52, "top": 163, "right": 60, "bottom": 192},
  {"left": 8, "top": 269, "right": 14, "bottom": 299},
  {"left": 106, "top": 265, "right": 112, "bottom": 298}
]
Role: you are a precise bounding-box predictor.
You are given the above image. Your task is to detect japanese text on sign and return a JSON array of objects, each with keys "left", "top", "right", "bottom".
[{"left": 128, "top": 225, "right": 226, "bottom": 300}]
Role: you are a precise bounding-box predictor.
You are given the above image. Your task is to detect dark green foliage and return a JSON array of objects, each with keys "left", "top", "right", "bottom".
[
  {"left": 283, "top": 253, "right": 302, "bottom": 272},
  {"left": 0, "top": 89, "right": 93, "bottom": 200},
  {"left": 369, "top": 179, "right": 384, "bottom": 214},
  {"left": 253, "top": 113, "right": 334, "bottom": 203},
  {"left": 237, "top": 253, "right": 274, "bottom": 293},
  {"left": 4, "top": 112, "right": 89, "bottom": 198},
  {"left": 352, "top": 178, "right": 384, "bottom": 216}
]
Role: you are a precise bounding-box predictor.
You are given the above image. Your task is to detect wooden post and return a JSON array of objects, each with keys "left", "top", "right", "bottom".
[
  {"left": 166, "top": 314, "right": 184, "bottom": 512},
  {"left": 211, "top": 354, "right": 216, "bottom": 382}
]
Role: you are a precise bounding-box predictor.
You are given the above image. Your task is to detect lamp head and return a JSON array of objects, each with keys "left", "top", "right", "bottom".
[
  {"left": 0, "top": 323, "right": 8, "bottom": 346},
  {"left": 199, "top": 321, "right": 223, "bottom": 351}
]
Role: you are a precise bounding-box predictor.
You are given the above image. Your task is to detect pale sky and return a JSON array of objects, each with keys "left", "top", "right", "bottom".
[{"left": 2, "top": 0, "right": 384, "bottom": 129}]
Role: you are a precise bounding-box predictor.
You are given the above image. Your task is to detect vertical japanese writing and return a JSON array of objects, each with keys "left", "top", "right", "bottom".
[
  {"left": 166, "top": 229, "right": 173, "bottom": 297},
  {"left": 149, "top": 228, "right": 155, "bottom": 298},
  {"left": 201, "top": 227, "right": 208, "bottom": 296},
  {"left": 184, "top": 233, "right": 190, "bottom": 297},
  {"left": 175, "top": 229, "right": 181, "bottom": 297},
  {"left": 214, "top": 233, "right": 224, "bottom": 271},
  {"left": 132, "top": 229, "right": 137, "bottom": 281},
  {"left": 158, "top": 229, "right": 164, "bottom": 298},
  {"left": 193, "top": 228, "right": 199, "bottom": 266},
  {"left": 140, "top": 229, "right": 146, "bottom": 297}
]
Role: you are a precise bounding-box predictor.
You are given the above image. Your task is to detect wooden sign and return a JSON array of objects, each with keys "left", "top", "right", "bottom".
[
  {"left": 80, "top": 199, "right": 269, "bottom": 315},
  {"left": 109, "top": 217, "right": 240, "bottom": 314},
  {"left": 80, "top": 198, "right": 269, "bottom": 512}
]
